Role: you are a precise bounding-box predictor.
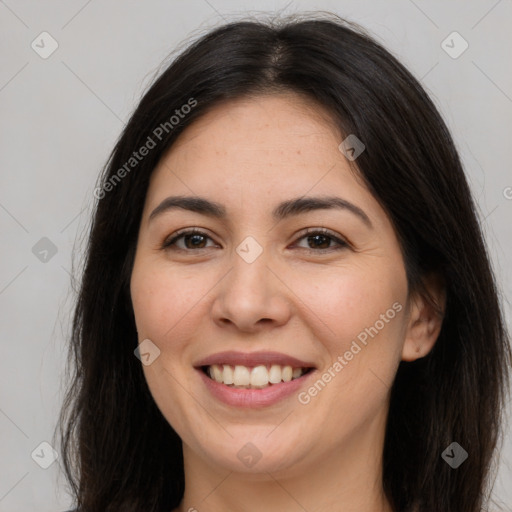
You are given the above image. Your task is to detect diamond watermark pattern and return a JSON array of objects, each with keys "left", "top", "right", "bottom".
[
  {"left": 31, "top": 31, "right": 59, "bottom": 59},
  {"left": 31, "top": 441, "right": 58, "bottom": 469},
  {"left": 32, "top": 237, "right": 58, "bottom": 263},
  {"left": 441, "top": 442, "right": 468, "bottom": 468},
  {"left": 338, "top": 134, "right": 365, "bottom": 161},
  {"left": 236, "top": 236, "right": 263, "bottom": 264},
  {"left": 237, "top": 442, "right": 262, "bottom": 468},
  {"left": 134, "top": 338, "right": 161, "bottom": 366},
  {"left": 441, "top": 31, "right": 469, "bottom": 59}
]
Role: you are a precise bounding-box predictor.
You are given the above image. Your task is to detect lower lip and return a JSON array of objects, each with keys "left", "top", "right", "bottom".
[{"left": 197, "top": 368, "right": 316, "bottom": 408}]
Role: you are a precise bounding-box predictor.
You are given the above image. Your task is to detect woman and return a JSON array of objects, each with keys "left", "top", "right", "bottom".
[{"left": 57, "top": 13, "right": 511, "bottom": 512}]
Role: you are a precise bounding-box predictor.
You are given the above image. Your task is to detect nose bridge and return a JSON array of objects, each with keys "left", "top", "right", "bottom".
[
  {"left": 229, "top": 233, "right": 272, "bottom": 300},
  {"left": 211, "top": 231, "right": 291, "bottom": 330}
]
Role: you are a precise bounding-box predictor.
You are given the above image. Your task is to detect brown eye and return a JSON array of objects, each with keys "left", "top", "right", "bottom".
[
  {"left": 162, "top": 229, "right": 216, "bottom": 251},
  {"left": 294, "top": 228, "right": 349, "bottom": 253}
]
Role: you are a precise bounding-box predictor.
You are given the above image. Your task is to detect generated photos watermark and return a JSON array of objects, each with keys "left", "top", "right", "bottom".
[
  {"left": 94, "top": 97, "right": 198, "bottom": 200},
  {"left": 298, "top": 301, "right": 403, "bottom": 405}
]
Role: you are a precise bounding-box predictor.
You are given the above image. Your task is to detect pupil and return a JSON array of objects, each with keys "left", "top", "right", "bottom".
[
  {"left": 187, "top": 234, "right": 205, "bottom": 248},
  {"left": 309, "top": 234, "right": 329, "bottom": 249}
]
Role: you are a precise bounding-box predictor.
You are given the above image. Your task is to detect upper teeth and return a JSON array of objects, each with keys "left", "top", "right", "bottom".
[{"left": 207, "top": 364, "right": 306, "bottom": 388}]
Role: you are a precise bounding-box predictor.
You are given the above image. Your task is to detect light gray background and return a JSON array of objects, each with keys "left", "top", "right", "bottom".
[{"left": 1, "top": 1, "right": 511, "bottom": 511}]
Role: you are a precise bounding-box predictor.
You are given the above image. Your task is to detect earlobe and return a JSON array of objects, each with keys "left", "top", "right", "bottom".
[{"left": 402, "top": 273, "right": 446, "bottom": 362}]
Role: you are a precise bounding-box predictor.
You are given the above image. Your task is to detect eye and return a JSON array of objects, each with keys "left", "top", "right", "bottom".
[
  {"left": 293, "top": 228, "right": 349, "bottom": 253},
  {"left": 161, "top": 229, "right": 217, "bottom": 251}
]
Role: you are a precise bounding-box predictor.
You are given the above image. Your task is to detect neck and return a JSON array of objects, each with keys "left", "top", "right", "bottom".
[{"left": 175, "top": 407, "right": 394, "bottom": 512}]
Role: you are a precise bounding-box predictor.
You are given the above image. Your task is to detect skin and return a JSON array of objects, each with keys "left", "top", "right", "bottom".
[{"left": 130, "top": 92, "right": 445, "bottom": 512}]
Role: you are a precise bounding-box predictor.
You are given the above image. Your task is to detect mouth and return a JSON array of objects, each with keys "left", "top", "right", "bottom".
[
  {"left": 201, "top": 364, "right": 315, "bottom": 389},
  {"left": 194, "top": 351, "right": 317, "bottom": 407}
]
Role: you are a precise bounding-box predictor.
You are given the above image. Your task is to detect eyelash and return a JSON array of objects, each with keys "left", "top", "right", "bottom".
[{"left": 161, "top": 227, "right": 349, "bottom": 254}]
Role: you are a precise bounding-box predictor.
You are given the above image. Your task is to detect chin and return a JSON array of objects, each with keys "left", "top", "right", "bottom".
[{"left": 189, "top": 429, "right": 309, "bottom": 475}]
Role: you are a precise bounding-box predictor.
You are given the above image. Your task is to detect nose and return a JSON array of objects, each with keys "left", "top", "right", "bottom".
[{"left": 211, "top": 245, "right": 292, "bottom": 334}]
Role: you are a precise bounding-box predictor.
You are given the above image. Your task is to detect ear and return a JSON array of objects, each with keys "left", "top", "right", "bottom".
[{"left": 402, "top": 272, "right": 446, "bottom": 362}]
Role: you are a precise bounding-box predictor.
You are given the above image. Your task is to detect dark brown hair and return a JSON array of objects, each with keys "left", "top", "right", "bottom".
[{"left": 56, "top": 12, "right": 511, "bottom": 512}]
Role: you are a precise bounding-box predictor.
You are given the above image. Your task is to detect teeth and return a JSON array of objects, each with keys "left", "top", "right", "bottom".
[
  {"left": 223, "top": 364, "right": 234, "bottom": 385},
  {"left": 250, "top": 365, "right": 269, "bottom": 387},
  {"left": 269, "top": 364, "right": 282, "bottom": 384},
  {"left": 206, "top": 364, "right": 308, "bottom": 388},
  {"left": 212, "top": 365, "right": 223, "bottom": 382},
  {"left": 233, "top": 365, "right": 251, "bottom": 386},
  {"left": 282, "top": 365, "right": 293, "bottom": 382}
]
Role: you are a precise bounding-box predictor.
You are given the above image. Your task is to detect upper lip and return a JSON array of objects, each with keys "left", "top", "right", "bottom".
[{"left": 194, "top": 351, "right": 316, "bottom": 369}]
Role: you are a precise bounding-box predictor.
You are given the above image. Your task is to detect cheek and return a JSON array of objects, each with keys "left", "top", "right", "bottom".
[
  {"left": 131, "top": 260, "right": 200, "bottom": 342},
  {"left": 290, "top": 263, "right": 407, "bottom": 353},
  {"left": 130, "top": 260, "right": 207, "bottom": 433}
]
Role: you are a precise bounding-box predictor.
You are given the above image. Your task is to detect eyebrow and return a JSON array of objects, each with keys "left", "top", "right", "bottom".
[{"left": 148, "top": 195, "right": 373, "bottom": 228}]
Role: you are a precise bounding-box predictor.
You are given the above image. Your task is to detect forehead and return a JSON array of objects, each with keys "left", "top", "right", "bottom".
[
  {"left": 176, "top": 93, "right": 341, "bottom": 152},
  {"left": 143, "top": 93, "right": 386, "bottom": 228}
]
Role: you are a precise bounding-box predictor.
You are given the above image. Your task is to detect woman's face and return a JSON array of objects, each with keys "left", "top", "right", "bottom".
[{"left": 130, "top": 93, "right": 417, "bottom": 477}]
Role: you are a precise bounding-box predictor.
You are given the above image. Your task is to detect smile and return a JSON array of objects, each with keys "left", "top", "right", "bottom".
[
  {"left": 194, "top": 351, "right": 317, "bottom": 407},
  {"left": 202, "top": 364, "right": 313, "bottom": 389}
]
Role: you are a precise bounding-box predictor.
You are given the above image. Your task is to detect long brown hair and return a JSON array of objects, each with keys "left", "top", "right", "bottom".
[{"left": 56, "top": 13, "right": 512, "bottom": 512}]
